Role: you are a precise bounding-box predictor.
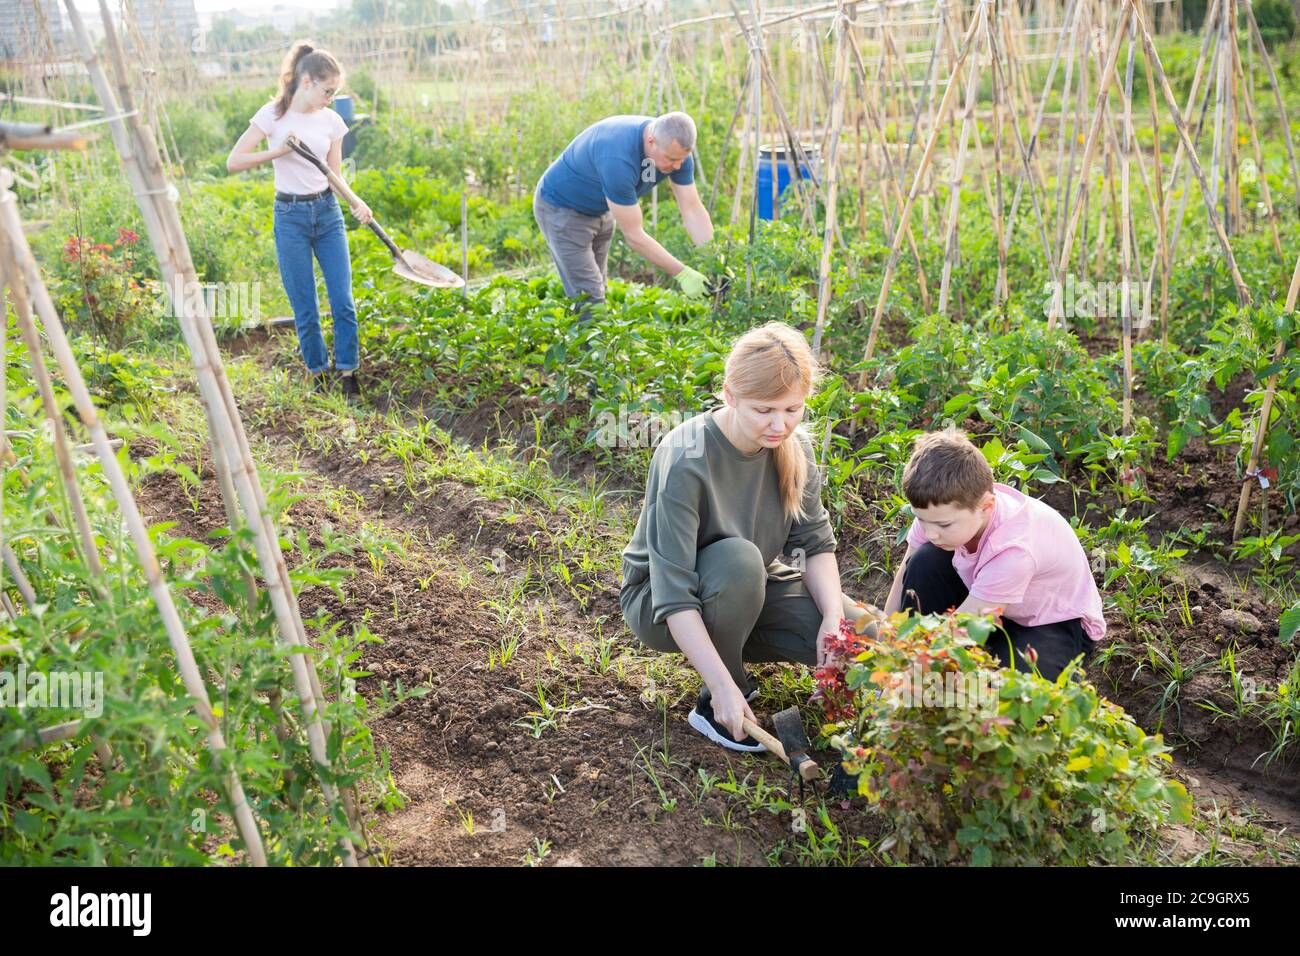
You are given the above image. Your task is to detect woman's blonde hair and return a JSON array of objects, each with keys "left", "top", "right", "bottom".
[
  {"left": 273, "top": 40, "right": 343, "bottom": 120},
  {"left": 721, "top": 321, "right": 822, "bottom": 521}
]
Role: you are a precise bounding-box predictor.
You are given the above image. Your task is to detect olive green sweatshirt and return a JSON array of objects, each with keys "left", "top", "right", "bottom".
[{"left": 620, "top": 410, "right": 837, "bottom": 625}]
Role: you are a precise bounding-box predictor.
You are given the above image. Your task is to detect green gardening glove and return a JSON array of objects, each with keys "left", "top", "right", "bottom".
[{"left": 674, "top": 265, "right": 708, "bottom": 299}]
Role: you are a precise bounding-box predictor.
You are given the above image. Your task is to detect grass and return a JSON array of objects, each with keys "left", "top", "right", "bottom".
[{"left": 1130, "top": 640, "right": 1215, "bottom": 734}]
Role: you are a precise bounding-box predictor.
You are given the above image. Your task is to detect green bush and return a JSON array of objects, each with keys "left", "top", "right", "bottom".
[
  {"left": 1252, "top": 0, "right": 1297, "bottom": 48},
  {"left": 816, "top": 611, "right": 1192, "bottom": 865},
  {"left": 0, "top": 344, "right": 408, "bottom": 864}
]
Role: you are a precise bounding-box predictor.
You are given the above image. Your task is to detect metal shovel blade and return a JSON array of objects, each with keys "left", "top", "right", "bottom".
[{"left": 392, "top": 249, "right": 464, "bottom": 289}]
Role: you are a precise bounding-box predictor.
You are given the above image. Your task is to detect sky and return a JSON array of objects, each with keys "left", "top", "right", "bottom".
[{"left": 66, "top": 0, "right": 348, "bottom": 14}]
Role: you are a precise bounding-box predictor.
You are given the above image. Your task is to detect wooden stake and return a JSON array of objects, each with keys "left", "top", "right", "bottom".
[
  {"left": 858, "top": 0, "right": 989, "bottom": 377},
  {"left": 812, "top": 3, "right": 849, "bottom": 358},
  {"left": 1232, "top": 247, "right": 1300, "bottom": 539},
  {"left": 0, "top": 169, "right": 268, "bottom": 867},
  {"left": 1132, "top": 0, "right": 1252, "bottom": 306}
]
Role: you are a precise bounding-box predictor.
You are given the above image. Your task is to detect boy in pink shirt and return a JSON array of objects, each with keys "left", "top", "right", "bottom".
[{"left": 882, "top": 429, "right": 1105, "bottom": 680}]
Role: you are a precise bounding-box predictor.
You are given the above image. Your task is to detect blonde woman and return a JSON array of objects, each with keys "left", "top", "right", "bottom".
[
  {"left": 620, "top": 322, "right": 868, "bottom": 750},
  {"left": 226, "top": 40, "right": 372, "bottom": 396}
]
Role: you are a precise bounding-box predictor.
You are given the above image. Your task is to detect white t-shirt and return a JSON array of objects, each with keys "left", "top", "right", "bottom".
[{"left": 249, "top": 100, "right": 348, "bottom": 195}]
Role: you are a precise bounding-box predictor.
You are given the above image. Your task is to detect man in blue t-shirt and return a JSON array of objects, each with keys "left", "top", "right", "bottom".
[{"left": 534, "top": 112, "right": 714, "bottom": 309}]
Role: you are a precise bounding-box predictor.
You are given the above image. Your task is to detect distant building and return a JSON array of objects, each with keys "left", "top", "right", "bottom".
[
  {"left": 130, "top": 0, "right": 201, "bottom": 55},
  {"left": 204, "top": 4, "right": 324, "bottom": 35},
  {"left": 0, "top": 0, "right": 66, "bottom": 60}
]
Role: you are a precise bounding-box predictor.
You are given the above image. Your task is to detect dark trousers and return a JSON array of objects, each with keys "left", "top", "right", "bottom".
[
  {"left": 900, "top": 542, "right": 1094, "bottom": 681},
  {"left": 621, "top": 538, "right": 825, "bottom": 695}
]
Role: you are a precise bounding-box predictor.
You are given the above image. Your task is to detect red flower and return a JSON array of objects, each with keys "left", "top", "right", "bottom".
[{"left": 116, "top": 228, "right": 139, "bottom": 246}]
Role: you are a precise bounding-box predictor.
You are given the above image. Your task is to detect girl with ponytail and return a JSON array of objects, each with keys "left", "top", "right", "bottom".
[
  {"left": 226, "top": 40, "right": 372, "bottom": 397},
  {"left": 620, "top": 321, "right": 872, "bottom": 751}
]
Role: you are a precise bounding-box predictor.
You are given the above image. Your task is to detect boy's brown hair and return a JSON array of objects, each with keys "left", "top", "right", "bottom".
[{"left": 902, "top": 428, "right": 994, "bottom": 509}]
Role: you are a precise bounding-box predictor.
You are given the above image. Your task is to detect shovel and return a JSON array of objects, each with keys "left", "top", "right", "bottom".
[{"left": 283, "top": 134, "right": 464, "bottom": 290}]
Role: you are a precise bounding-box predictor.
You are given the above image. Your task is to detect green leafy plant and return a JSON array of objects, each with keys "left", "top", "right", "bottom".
[
  {"left": 816, "top": 612, "right": 1191, "bottom": 866},
  {"left": 1232, "top": 530, "right": 1300, "bottom": 592}
]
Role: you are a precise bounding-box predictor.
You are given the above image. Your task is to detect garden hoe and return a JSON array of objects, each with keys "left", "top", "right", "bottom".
[
  {"left": 284, "top": 134, "right": 464, "bottom": 290},
  {"left": 743, "top": 706, "right": 821, "bottom": 798}
]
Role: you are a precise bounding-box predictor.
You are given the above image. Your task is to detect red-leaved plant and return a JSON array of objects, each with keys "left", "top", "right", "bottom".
[
  {"left": 814, "top": 610, "right": 1191, "bottom": 865},
  {"left": 58, "top": 228, "right": 154, "bottom": 348}
]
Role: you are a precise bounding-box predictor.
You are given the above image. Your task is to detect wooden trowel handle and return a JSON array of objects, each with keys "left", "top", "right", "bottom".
[
  {"left": 742, "top": 718, "right": 821, "bottom": 783},
  {"left": 284, "top": 134, "right": 408, "bottom": 264},
  {"left": 742, "top": 718, "right": 789, "bottom": 760}
]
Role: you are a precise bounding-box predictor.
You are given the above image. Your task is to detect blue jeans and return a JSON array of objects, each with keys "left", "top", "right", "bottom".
[{"left": 272, "top": 192, "right": 359, "bottom": 373}]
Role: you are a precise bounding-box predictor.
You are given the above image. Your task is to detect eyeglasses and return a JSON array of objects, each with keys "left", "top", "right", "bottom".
[{"left": 312, "top": 80, "right": 338, "bottom": 99}]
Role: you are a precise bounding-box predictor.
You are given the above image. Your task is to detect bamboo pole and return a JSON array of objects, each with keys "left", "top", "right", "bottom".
[
  {"left": 1002, "top": 0, "right": 1080, "bottom": 256},
  {"left": 707, "top": 67, "right": 755, "bottom": 221},
  {"left": 845, "top": 24, "right": 932, "bottom": 310},
  {"left": 2, "top": 542, "right": 38, "bottom": 609},
  {"left": 1243, "top": 0, "right": 1300, "bottom": 216},
  {"left": 1209, "top": 0, "right": 1227, "bottom": 223},
  {"left": 1047, "top": 2, "right": 1133, "bottom": 330},
  {"left": 1, "top": 258, "right": 105, "bottom": 583},
  {"left": 986, "top": 0, "right": 1059, "bottom": 296},
  {"left": 812, "top": 3, "right": 850, "bottom": 358},
  {"left": 1232, "top": 248, "right": 1300, "bottom": 539},
  {"left": 899, "top": 0, "right": 946, "bottom": 184},
  {"left": 728, "top": 0, "right": 817, "bottom": 227},
  {"left": 985, "top": 7, "right": 1008, "bottom": 313},
  {"left": 67, "top": 0, "right": 363, "bottom": 865},
  {"left": 1131, "top": 0, "right": 1252, "bottom": 307},
  {"left": 1226, "top": 0, "right": 1241, "bottom": 235},
  {"left": 1144, "top": 17, "right": 1220, "bottom": 329},
  {"left": 1120, "top": 21, "right": 1136, "bottom": 433},
  {"left": 858, "top": 0, "right": 989, "bottom": 376},
  {"left": 1139, "top": 35, "right": 1170, "bottom": 343},
  {"left": 1054, "top": 10, "right": 1081, "bottom": 257},
  {"left": 1232, "top": 18, "right": 1283, "bottom": 259},
  {"left": 0, "top": 170, "right": 268, "bottom": 867},
  {"left": 936, "top": 2, "right": 985, "bottom": 315}
]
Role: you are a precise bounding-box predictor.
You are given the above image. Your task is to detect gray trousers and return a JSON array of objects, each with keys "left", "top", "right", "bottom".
[
  {"left": 621, "top": 537, "right": 844, "bottom": 695},
  {"left": 533, "top": 188, "right": 615, "bottom": 306}
]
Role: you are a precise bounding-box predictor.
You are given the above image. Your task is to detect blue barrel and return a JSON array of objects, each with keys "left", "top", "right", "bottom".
[
  {"left": 756, "top": 143, "right": 819, "bottom": 220},
  {"left": 332, "top": 95, "right": 356, "bottom": 125}
]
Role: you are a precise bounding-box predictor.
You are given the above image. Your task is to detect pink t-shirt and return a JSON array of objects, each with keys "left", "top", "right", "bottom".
[
  {"left": 906, "top": 483, "right": 1106, "bottom": 640},
  {"left": 249, "top": 101, "right": 348, "bottom": 195}
]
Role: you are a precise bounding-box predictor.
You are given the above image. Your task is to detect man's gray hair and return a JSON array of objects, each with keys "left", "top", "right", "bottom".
[{"left": 652, "top": 111, "right": 696, "bottom": 152}]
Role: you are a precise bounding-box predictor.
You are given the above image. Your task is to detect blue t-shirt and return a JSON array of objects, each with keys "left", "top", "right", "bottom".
[{"left": 538, "top": 115, "right": 695, "bottom": 217}]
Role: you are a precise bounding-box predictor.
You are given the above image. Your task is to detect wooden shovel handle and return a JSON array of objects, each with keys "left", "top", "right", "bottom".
[
  {"left": 283, "top": 134, "right": 356, "bottom": 205},
  {"left": 283, "top": 134, "right": 407, "bottom": 264}
]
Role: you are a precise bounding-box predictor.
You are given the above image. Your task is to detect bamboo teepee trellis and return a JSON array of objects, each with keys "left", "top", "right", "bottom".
[
  {"left": 80, "top": 0, "right": 370, "bottom": 865},
  {"left": 0, "top": 0, "right": 384, "bottom": 866}
]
